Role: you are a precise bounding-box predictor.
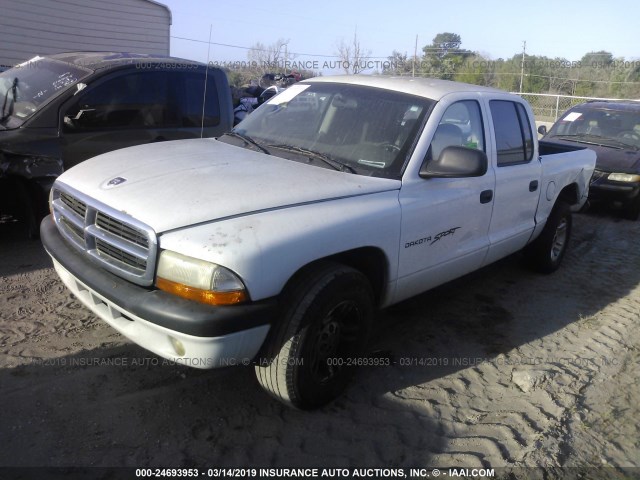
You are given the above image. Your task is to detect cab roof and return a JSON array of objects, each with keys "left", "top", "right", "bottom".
[
  {"left": 304, "top": 75, "right": 510, "bottom": 101},
  {"left": 47, "top": 52, "right": 201, "bottom": 72}
]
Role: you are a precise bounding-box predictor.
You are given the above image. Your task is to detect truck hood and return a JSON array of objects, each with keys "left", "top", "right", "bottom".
[
  {"left": 56, "top": 138, "right": 401, "bottom": 232},
  {"left": 543, "top": 137, "right": 640, "bottom": 172}
]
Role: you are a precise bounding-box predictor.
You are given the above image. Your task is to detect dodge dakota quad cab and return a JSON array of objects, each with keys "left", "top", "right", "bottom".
[
  {"left": 40, "top": 76, "right": 596, "bottom": 409},
  {"left": 0, "top": 52, "right": 232, "bottom": 237}
]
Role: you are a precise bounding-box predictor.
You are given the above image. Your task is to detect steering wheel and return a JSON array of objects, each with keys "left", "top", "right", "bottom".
[
  {"left": 381, "top": 143, "right": 401, "bottom": 153},
  {"left": 616, "top": 130, "right": 640, "bottom": 143}
]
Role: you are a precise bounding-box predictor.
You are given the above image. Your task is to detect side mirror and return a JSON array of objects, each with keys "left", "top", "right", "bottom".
[
  {"left": 537, "top": 125, "right": 547, "bottom": 136},
  {"left": 420, "top": 146, "right": 488, "bottom": 178}
]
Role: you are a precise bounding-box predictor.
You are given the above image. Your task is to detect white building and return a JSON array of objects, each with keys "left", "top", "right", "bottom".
[{"left": 0, "top": 0, "right": 171, "bottom": 68}]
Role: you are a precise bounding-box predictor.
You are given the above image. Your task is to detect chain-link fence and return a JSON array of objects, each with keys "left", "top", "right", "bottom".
[{"left": 514, "top": 93, "right": 635, "bottom": 123}]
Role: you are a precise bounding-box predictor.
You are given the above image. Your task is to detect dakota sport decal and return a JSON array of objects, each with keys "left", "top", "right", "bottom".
[{"left": 405, "top": 227, "right": 461, "bottom": 248}]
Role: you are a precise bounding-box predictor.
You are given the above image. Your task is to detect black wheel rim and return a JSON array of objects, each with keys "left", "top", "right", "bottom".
[{"left": 308, "top": 300, "right": 362, "bottom": 385}]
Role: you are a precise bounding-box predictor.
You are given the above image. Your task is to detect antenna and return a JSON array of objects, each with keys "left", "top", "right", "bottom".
[
  {"left": 201, "top": 24, "right": 212, "bottom": 138},
  {"left": 413, "top": 34, "right": 418, "bottom": 77}
]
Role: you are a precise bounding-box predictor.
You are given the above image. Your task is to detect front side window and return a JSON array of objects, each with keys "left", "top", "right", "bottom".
[
  {"left": 428, "top": 100, "right": 485, "bottom": 161},
  {"left": 490, "top": 100, "right": 534, "bottom": 166},
  {"left": 224, "top": 83, "right": 435, "bottom": 179},
  {"left": 64, "top": 71, "right": 177, "bottom": 131}
]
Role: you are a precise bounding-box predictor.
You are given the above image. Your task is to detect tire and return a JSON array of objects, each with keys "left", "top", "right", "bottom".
[
  {"left": 15, "top": 180, "right": 40, "bottom": 240},
  {"left": 523, "top": 201, "right": 572, "bottom": 274},
  {"left": 255, "top": 262, "right": 374, "bottom": 409},
  {"left": 623, "top": 195, "right": 640, "bottom": 221}
]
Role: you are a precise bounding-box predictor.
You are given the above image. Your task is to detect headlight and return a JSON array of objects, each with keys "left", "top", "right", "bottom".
[
  {"left": 156, "top": 250, "right": 247, "bottom": 305},
  {"left": 49, "top": 187, "right": 54, "bottom": 215},
  {"left": 608, "top": 173, "right": 640, "bottom": 182}
]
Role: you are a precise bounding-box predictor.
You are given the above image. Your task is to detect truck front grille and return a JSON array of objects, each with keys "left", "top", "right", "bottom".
[
  {"left": 51, "top": 184, "right": 157, "bottom": 286},
  {"left": 96, "top": 212, "right": 149, "bottom": 249},
  {"left": 60, "top": 192, "right": 87, "bottom": 218},
  {"left": 96, "top": 238, "right": 147, "bottom": 273}
]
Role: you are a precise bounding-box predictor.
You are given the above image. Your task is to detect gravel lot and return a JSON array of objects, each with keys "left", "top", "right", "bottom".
[{"left": 1, "top": 209, "right": 639, "bottom": 478}]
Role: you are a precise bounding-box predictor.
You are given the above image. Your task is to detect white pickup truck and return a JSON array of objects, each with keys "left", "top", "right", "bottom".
[{"left": 41, "top": 76, "right": 596, "bottom": 409}]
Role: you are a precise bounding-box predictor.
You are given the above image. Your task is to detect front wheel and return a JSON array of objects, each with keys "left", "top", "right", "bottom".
[
  {"left": 523, "top": 201, "right": 572, "bottom": 273},
  {"left": 623, "top": 195, "right": 640, "bottom": 221},
  {"left": 255, "top": 262, "right": 374, "bottom": 409}
]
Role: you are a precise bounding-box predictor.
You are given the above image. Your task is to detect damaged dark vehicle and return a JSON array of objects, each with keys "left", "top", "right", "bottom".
[
  {"left": 540, "top": 101, "right": 640, "bottom": 220},
  {"left": 0, "top": 52, "right": 232, "bottom": 237}
]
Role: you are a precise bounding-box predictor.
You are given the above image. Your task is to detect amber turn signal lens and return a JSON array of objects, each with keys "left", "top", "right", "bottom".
[{"left": 156, "top": 277, "right": 247, "bottom": 305}]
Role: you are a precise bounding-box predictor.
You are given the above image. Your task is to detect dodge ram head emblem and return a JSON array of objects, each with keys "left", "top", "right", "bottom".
[{"left": 107, "top": 177, "right": 127, "bottom": 186}]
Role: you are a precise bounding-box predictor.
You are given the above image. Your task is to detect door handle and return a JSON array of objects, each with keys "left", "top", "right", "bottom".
[
  {"left": 529, "top": 180, "right": 539, "bottom": 192},
  {"left": 480, "top": 190, "right": 493, "bottom": 204}
]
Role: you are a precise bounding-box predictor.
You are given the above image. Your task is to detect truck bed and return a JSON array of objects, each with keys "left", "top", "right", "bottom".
[{"left": 539, "top": 140, "right": 591, "bottom": 156}]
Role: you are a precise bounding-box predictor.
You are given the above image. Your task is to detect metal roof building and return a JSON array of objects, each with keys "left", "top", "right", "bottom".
[{"left": 0, "top": 0, "right": 171, "bottom": 69}]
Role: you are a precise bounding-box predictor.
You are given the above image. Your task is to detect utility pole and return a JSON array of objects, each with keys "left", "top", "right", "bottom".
[
  {"left": 413, "top": 34, "right": 418, "bottom": 77},
  {"left": 519, "top": 40, "right": 526, "bottom": 93}
]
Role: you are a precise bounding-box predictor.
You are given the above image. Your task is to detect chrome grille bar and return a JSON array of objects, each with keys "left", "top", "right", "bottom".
[{"left": 51, "top": 183, "right": 157, "bottom": 286}]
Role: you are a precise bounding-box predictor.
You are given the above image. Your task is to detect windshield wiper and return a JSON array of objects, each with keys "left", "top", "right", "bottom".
[
  {"left": 267, "top": 144, "right": 356, "bottom": 173},
  {"left": 0, "top": 77, "right": 18, "bottom": 124},
  {"left": 223, "top": 131, "right": 271, "bottom": 155},
  {"left": 553, "top": 134, "right": 627, "bottom": 150}
]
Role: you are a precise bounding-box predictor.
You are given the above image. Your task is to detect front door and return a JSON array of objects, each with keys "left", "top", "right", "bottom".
[
  {"left": 396, "top": 100, "right": 496, "bottom": 302},
  {"left": 59, "top": 70, "right": 186, "bottom": 169}
]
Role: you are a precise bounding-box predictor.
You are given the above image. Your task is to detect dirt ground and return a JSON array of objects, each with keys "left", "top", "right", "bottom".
[{"left": 1, "top": 209, "right": 639, "bottom": 478}]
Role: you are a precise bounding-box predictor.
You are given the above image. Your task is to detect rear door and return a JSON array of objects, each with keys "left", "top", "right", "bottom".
[{"left": 484, "top": 99, "right": 541, "bottom": 265}]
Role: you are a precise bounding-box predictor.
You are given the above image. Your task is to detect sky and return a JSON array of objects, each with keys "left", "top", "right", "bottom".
[{"left": 159, "top": 0, "right": 639, "bottom": 73}]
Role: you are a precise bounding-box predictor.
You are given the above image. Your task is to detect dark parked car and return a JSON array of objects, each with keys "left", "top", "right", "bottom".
[
  {"left": 0, "top": 52, "right": 233, "bottom": 236},
  {"left": 540, "top": 101, "right": 640, "bottom": 219}
]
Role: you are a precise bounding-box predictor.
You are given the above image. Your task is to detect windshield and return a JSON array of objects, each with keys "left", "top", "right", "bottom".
[
  {"left": 548, "top": 105, "right": 640, "bottom": 149},
  {"left": 225, "top": 82, "right": 434, "bottom": 179},
  {"left": 0, "top": 57, "right": 91, "bottom": 129}
]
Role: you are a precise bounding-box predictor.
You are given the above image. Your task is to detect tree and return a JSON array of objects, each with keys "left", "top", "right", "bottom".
[
  {"left": 247, "top": 38, "right": 291, "bottom": 76},
  {"left": 425, "top": 32, "right": 462, "bottom": 59},
  {"left": 454, "top": 55, "right": 494, "bottom": 86},
  {"left": 336, "top": 30, "right": 371, "bottom": 74},
  {"left": 419, "top": 32, "right": 472, "bottom": 80},
  {"left": 581, "top": 51, "right": 613, "bottom": 68},
  {"left": 573, "top": 51, "right": 613, "bottom": 97},
  {"left": 383, "top": 51, "right": 415, "bottom": 76}
]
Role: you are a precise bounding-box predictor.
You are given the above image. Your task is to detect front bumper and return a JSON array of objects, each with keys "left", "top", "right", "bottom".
[
  {"left": 589, "top": 173, "right": 640, "bottom": 203},
  {"left": 41, "top": 215, "right": 276, "bottom": 368}
]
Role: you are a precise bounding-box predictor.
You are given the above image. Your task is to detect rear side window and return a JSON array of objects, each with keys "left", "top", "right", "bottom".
[{"left": 490, "top": 100, "right": 534, "bottom": 166}]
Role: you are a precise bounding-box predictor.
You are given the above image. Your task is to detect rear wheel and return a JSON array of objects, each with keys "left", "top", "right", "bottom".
[
  {"left": 524, "top": 201, "right": 572, "bottom": 273},
  {"left": 255, "top": 262, "right": 374, "bottom": 409}
]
